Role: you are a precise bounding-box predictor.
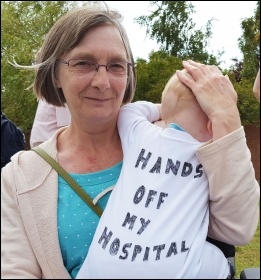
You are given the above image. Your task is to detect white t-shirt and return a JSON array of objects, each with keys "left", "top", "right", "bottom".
[{"left": 76, "top": 101, "right": 229, "bottom": 279}]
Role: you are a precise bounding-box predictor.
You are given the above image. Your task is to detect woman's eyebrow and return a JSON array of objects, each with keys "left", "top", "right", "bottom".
[
  {"left": 68, "top": 52, "right": 127, "bottom": 61},
  {"left": 67, "top": 53, "right": 95, "bottom": 60}
]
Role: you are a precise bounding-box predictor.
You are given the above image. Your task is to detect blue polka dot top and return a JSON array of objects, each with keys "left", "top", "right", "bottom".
[{"left": 57, "top": 161, "right": 122, "bottom": 278}]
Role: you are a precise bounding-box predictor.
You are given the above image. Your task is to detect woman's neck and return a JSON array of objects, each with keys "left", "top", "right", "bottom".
[{"left": 56, "top": 125, "right": 123, "bottom": 173}]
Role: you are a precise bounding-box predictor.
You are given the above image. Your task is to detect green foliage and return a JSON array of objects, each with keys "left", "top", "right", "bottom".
[
  {"left": 226, "top": 1, "right": 260, "bottom": 126},
  {"left": 134, "top": 51, "right": 183, "bottom": 103},
  {"left": 1, "top": 1, "right": 86, "bottom": 131},
  {"left": 1, "top": 1, "right": 260, "bottom": 132},
  {"left": 135, "top": 52, "right": 260, "bottom": 126},
  {"left": 232, "top": 77, "right": 260, "bottom": 125},
  {"left": 239, "top": 1, "right": 260, "bottom": 79},
  {"left": 135, "top": 1, "right": 260, "bottom": 126},
  {"left": 134, "top": 1, "right": 223, "bottom": 65}
]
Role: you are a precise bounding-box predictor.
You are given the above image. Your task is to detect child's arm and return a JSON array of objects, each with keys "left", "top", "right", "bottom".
[
  {"left": 118, "top": 101, "right": 161, "bottom": 129},
  {"left": 118, "top": 101, "right": 161, "bottom": 148}
]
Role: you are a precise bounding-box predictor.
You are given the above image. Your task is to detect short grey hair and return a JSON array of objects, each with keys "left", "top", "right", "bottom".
[{"left": 19, "top": 3, "right": 136, "bottom": 106}]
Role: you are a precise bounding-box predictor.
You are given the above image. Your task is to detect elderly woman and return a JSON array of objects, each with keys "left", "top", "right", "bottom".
[{"left": 1, "top": 3, "right": 259, "bottom": 279}]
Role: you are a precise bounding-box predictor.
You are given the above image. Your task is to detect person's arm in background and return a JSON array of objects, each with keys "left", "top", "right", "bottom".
[
  {"left": 30, "top": 100, "right": 71, "bottom": 148},
  {"left": 177, "top": 60, "right": 260, "bottom": 246},
  {"left": 253, "top": 66, "right": 260, "bottom": 102}
]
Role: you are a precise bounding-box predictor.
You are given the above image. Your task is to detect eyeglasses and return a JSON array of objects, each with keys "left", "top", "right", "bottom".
[{"left": 58, "top": 59, "right": 135, "bottom": 79}]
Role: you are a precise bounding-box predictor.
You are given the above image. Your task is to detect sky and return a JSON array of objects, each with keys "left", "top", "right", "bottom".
[{"left": 105, "top": 1, "right": 258, "bottom": 69}]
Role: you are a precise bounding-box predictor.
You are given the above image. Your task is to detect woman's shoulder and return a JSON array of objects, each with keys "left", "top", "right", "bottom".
[
  {"left": 2, "top": 148, "right": 58, "bottom": 196},
  {"left": 2, "top": 135, "right": 58, "bottom": 186}
]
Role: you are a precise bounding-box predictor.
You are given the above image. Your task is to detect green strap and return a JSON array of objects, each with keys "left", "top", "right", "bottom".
[{"left": 31, "top": 146, "right": 103, "bottom": 217}]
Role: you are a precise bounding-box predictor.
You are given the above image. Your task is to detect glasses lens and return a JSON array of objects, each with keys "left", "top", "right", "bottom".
[
  {"left": 108, "top": 62, "right": 129, "bottom": 78},
  {"left": 69, "top": 60, "right": 96, "bottom": 74},
  {"left": 66, "top": 60, "right": 132, "bottom": 78}
]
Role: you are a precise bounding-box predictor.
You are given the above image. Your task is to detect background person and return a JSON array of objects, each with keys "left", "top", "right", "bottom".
[
  {"left": 30, "top": 99, "right": 71, "bottom": 148},
  {"left": 1, "top": 111, "right": 26, "bottom": 169},
  {"left": 1, "top": 3, "right": 259, "bottom": 279},
  {"left": 253, "top": 65, "right": 260, "bottom": 102}
]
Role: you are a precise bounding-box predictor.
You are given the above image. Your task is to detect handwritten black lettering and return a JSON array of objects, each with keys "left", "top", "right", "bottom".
[
  {"left": 181, "top": 241, "right": 189, "bottom": 252},
  {"left": 194, "top": 164, "right": 203, "bottom": 178},
  {"left": 165, "top": 159, "right": 181, "bottom": 175},
  {"left": 181, "top": 162, "right": 193, "bottom": 177},
  {"left": 133, "top": 186, "right": 145, "bottom": 204},
  {"left": 137, "top": 218, "right": 151, "bottom": 234},
  {"left": 98, "top": 226, "right": 113, "bottom": 249},
  {"left": 153, "top": 244, "right": 165, "bottom": 260},
  {"left": 119, "top": 243, "right": 132, "bottom": 260},
  {"left": 145, "top": 190, "right": 157, "bottom": 207},
  {"left": 122, "top": 212, "right": 137, "bottom": 230},
  {"left": 149, "top": 157, "right": 162, "bottom": 173},
  {"left": 135, "top": 148, "right": 205, "bottom": 179},
  {"left": 135, "top": 149, "right": 151, "bottom": 169},
  {"left": 143, "top": 247, "right": 150, "bottom": 261},
  {"left": 157, "top": 192, "right": 168, "bottom": 209},
  {"left": 131, "top": 245, "right": 142, "bottom": 261},
  {"left": 97, "top": 227, "right": 190, "bottom": 262},
  {"left": 110, "top": 238, "right": 120, "bottom": 256}
]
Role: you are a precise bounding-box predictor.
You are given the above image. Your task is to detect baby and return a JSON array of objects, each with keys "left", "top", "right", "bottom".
[
  {"left": 155, "top": 69, "right": 212, "bottom": 142},
  {"left": 76, "top": 70, "right": 229, "bottom": 279}
]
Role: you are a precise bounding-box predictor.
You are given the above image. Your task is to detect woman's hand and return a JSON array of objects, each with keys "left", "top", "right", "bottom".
[{"left": 176, "top": 60, "right": 241, "bottom": 141}]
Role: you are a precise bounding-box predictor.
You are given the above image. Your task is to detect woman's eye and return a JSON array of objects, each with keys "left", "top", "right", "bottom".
[
  {"left": 73, "top": 60, "right": 94, "bottom": 68},
  {"left": 109, "top": 63, "right": 125, "bottom": 72}
]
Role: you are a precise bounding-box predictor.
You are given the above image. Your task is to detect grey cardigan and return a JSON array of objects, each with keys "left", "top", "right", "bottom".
[{"left": 1, "top": 126, "right": 259, "bottom": 279}]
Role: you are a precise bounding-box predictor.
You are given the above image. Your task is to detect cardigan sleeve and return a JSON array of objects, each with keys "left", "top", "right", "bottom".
[
  {"left": 1, "top": 131, "right": 71, "bottom": 279},
  {"left": 1, "top": 156, "right": 43, "bottom": 279},
  {"left": 196, "top": 126, "right": 260, "bottom": 245}
]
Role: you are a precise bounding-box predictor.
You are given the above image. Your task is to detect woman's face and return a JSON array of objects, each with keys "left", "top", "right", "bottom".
[{"left": 55, "top": 25, "right": 128, "bottom": 126}]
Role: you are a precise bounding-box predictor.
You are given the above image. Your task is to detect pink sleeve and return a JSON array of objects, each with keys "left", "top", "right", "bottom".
[
  {"left": 30, "top": 100, "right": 71, "bottom": 148},
  {"left": 197, "top": 127, "right": 260, "bottom": 245},
  {"left": 56, "top": 106, "right": 71, "bottom": 127}
]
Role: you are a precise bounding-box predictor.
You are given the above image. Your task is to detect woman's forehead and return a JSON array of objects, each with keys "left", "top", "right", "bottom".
[{"left": 66, "top": 25, "right": 127, "bottom": 59}]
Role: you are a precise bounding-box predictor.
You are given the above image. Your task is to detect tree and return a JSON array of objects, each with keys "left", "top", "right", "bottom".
[
  {"left": 1, "top": 1, "right": 90, "bottom": 131},
  {"left": 227, "top": 1, "right": 260, "bottom": 125},
  {"left": 134, "top": 51, "right": 183, "bottom": 103},
  {"left": 134, "top": 1, "right": 223, "bottom": 65},
  {"left": 229, "top": 58, "right": 244, "bottom": 82},
  {"left": 239, "top": 1, "right": 260, "bottom": 80},
  {"left": 134, "top": 1, "right": 259, "bottom": 126},
  {"left": 1, "top": 1, "right": 259, "bottom": 130}
]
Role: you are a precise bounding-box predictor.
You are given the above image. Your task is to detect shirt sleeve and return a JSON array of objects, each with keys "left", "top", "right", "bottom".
[
  {"left": 196, "top": 127, "right": 260, "bottom": 245},
  {"left": 30, "top": 100, "right": 71, "bottom": 148},
  {"left": 118, "top": 101, "right": 160, "bottom": 147}
]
